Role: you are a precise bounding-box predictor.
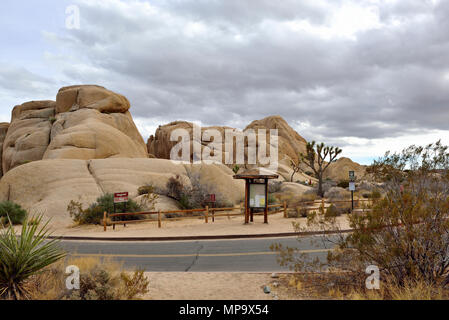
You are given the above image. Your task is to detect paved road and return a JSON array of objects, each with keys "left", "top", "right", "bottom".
[{"left": 59, "top": 235, "right": 337, "bottom": 272}]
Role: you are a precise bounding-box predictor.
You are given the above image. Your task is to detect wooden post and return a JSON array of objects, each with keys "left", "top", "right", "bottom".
[
  {"left": 244, "top": 180, "right": 249, "bottom": 224},
  {"left": 205, "top": 206, "right": 209, "bottom": 224},
  {"left": 158, "top": 210, "right": 162, "bottom": 228},
  {"left": 283, "top": 201, "right": 287, "bottom": 218},
  {"left": 103, "top": 211, "right": 107, "bottom": 232},
  {"left": 321, "top": 198, "right": 325, "bottom": 213},
  {"left": 264, "top": 178, "right": 268, "bottom": 224}
]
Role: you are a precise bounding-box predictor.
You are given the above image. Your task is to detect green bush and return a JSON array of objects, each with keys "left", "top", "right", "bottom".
[
  {"left": 68, "top": 194, "right": 144, "bottom": 225},
  {"left": 0, "top": 201, "right": 27, "bottom": 225},
  {"left": 268, "top": 194, "right": 277, "bottom": 205}
]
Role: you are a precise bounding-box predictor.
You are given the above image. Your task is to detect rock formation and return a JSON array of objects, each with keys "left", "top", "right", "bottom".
[
  {"left": 0, "top": 123, "right": 9, "bottom": 176},
  {"left": 1, "top": 85, "right": 148, "bottom": 175},
  {"left": 324, "top": 157, "right": 366, "bottom": 182},
  {"left": 0, "top": 158, "right": 244, "bottom": 226},
  {"left": 244, "top": 115, "right": 308, "bottom": 163},
  {"left": 147, "top": 115, "right": 309, "bottom": 166}
]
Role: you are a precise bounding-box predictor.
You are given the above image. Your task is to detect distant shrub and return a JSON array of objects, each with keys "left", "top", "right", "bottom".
[
  {"left": 161, "top": 174, "right": 230, "bottom": 210},
  {"left": 58, "top": 257, "right": 149, "bottom": 300},
  {"left": 289, "top": 207, "right": 308, "bottom": 218},
  {"left": 337, "top": 180, "right": 349, "bottom": 188},
  {"left": 325, "top": 204, "right": 341, "bottom": 217},
  {"left": 137, "top": 185, "right": 153, "bottom": 196},
  {"left": 68, "top": 194, "right": 144, "bottom": 225},
  {"left": 268, "top": 194, "right": 277, "bottom": 205},
  {"left": 370, "top": 189, "right": 382, "bottom": 199},
  {"left": 325, "top": 187, "right": 350, "bottom": 200},
  {"left": 166, "top": 175, "right": 184, "bottom": 200},
  {"left": 268, "top": 181, "right": 283, "bottom": 193},
  {"left": 0, "top": 201, "right": 27, "bottom": 225}
]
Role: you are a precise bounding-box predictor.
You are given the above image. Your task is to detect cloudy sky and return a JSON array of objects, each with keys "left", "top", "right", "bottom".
[{"left": 1, "top": 0, "right": 448, "bottom": 164}]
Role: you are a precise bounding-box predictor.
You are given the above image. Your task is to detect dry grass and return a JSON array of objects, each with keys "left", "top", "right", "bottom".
[
  {"left": 275, "top": 272, "right": 449, "bottom": 300},
  {"left": 27, "top": 256, "right": 148, "bottom": 300}
]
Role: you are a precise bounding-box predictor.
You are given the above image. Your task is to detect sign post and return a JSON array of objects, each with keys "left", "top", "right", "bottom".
[
  {"left": 349, "top": 172, "right": 355, "bottom": 211},
  {"left": 113, "top": 192, "right": 129, "bottom": 228}
]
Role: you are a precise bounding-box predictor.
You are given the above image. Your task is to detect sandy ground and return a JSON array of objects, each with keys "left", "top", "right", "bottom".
[
  {"left": 48, "top": 212, "right": 351, "bottom": 238},
  {"left": 143, "top": 272, "right": 299, "bottom": 300}
]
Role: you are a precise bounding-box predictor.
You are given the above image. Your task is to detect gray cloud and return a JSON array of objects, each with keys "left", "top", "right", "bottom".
[{"left": 22, "top": 0, "right": 449, "bottom": 147}]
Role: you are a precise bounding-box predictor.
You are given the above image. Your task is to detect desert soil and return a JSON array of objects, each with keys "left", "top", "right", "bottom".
[
  {"left": 143, "top": 272, "right": 303, "bottom": 300},
  {"left": 49, "top": 212, "right": 351, "bottom": 238}
]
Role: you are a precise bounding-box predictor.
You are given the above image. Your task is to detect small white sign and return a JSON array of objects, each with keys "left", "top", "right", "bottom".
[{"left": 349, "top": 182, "right": 356, "bottom": 191}]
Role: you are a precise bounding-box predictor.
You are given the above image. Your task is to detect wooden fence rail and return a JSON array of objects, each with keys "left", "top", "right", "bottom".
[{"left": 103, "top": 202, "right": 287, "bottom": 231}]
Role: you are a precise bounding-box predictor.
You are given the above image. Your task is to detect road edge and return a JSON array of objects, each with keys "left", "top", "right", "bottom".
[{"left": 48, "top": 229, "right": 353, "bottom": 242}]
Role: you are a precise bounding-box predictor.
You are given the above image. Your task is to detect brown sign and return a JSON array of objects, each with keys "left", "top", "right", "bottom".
[{"left": 114, "top": 192, "right": 129, "bottom": 204}]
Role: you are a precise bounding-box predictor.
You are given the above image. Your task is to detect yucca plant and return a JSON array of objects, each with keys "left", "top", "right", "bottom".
[{"left": 0, "top": 214, "right": 66, "bottom": 300}]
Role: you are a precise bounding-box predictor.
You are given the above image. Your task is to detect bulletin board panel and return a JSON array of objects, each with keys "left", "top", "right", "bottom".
[{"left": 249, "top": 183, "right": 266, "bottom": 208}]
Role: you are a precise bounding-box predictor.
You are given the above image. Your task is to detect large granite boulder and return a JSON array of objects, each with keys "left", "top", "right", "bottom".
[
  {"left": 1, "top": 86, "right": 148, "bottom": 175},
  {"left": 55, "top": 85, "right": 130, "bottom": 114},
  {"left": 0, "top": 123, "right": 9, "bottom": 177},
  {"left": 2, "top": 101, "right": 55, "bottom": 174},
  {"left": 324, "top": 157, "right": 367, "bottom": 182}
]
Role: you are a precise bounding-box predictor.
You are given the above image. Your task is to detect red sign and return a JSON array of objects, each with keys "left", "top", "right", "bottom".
[
  {"left": 114, "top": 192, "right": 129, "bottom": 203},
  {"left": 208, "top": 194, "right": 216, "bottom": 203}
]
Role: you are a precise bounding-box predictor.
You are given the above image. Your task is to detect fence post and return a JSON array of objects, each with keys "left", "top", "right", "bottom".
[
  {"left": 158, "top": 210, "right": 162, "bottom": 228},
  {"left": 205, "top": 206, "right": 209, "bottom": 224},
  {"left": 283, "top": 201, "right": 287, "bottom": 218},
  {"left": 321, "top": 198, "right": 325, "bottom": 212},
  {"left": 103, "top": 211, "right": 107, "bottom": 232}
]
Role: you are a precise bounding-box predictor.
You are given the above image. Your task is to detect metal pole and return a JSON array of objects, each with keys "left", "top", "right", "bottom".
[{"left": 351, "top": 190, "right": 354, "bottom": 212}]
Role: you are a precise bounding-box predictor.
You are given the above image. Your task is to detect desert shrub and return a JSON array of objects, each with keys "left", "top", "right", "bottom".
[
  {"left": 166, "top": 175, "right": 184, "bottom": 200},
  {"left": 273, "top": 141, "right": 449, "bottom": 295},
  {"left": 288, "top": 207, "right": 308, "bottom": 218},
  {"left": 0, "top": 201, "right": 27, "bottom": 225},
  {"left": 268, "top": 194, "right": 277, "bottom": 205},
  {"left": 136, "top": 185, "right": 159, "bottom": 211},
  {"left": 63, "top": 258, "right": 149, "bottom": 300},
  {"left": 325, "top": 204, "right": 340, "bottom": 217},
  {"left": 137, "top": 185, "right": 154, "bottom": 196},
  {"left": 119, "top": 270, "right": 150, "bottom": 300},
  {"left": 68, "top": 194, "right": 144, "bottom": 225},
  {"left": 370, "top": 189, "right": 382, "bottom": 199},
  {"left": 324, "top": 187, "right": 350, "bottom": 200},
  {"left": 337, "top": 180, "right": 349, "bottom": 188},
  {"left": 0, "top": 215, "right": 66, "bottom": 300},
  {"left": 268, "top": 181, "right": 283, "bottom": 193},
  {"left": 29, "top": 257, "right": 149, "bottom": 300},
  {"left": 161, "top": 173, "right": 230, "bottom": 210}
]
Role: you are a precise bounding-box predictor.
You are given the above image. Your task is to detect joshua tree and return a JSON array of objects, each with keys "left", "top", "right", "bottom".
[
  {"left": 299, "top": 141, "right": 342, "bottom": 197},
  {"left": 289, "top": 160, "right": 301, "bottom": 182}
]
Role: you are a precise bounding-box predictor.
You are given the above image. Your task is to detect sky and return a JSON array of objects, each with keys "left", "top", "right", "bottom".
[{"left": 0, "top": 0, "right": 448, "bottom": 165}]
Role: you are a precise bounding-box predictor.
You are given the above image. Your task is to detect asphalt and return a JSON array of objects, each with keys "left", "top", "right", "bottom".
[{"left": 59, "top": 235, "right": 338, "bottom": 272}]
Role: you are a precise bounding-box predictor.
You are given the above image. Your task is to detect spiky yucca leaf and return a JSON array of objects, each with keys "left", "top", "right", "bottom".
[{"left": 0, "top": 214, "right": 66, "bottom": 300}]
